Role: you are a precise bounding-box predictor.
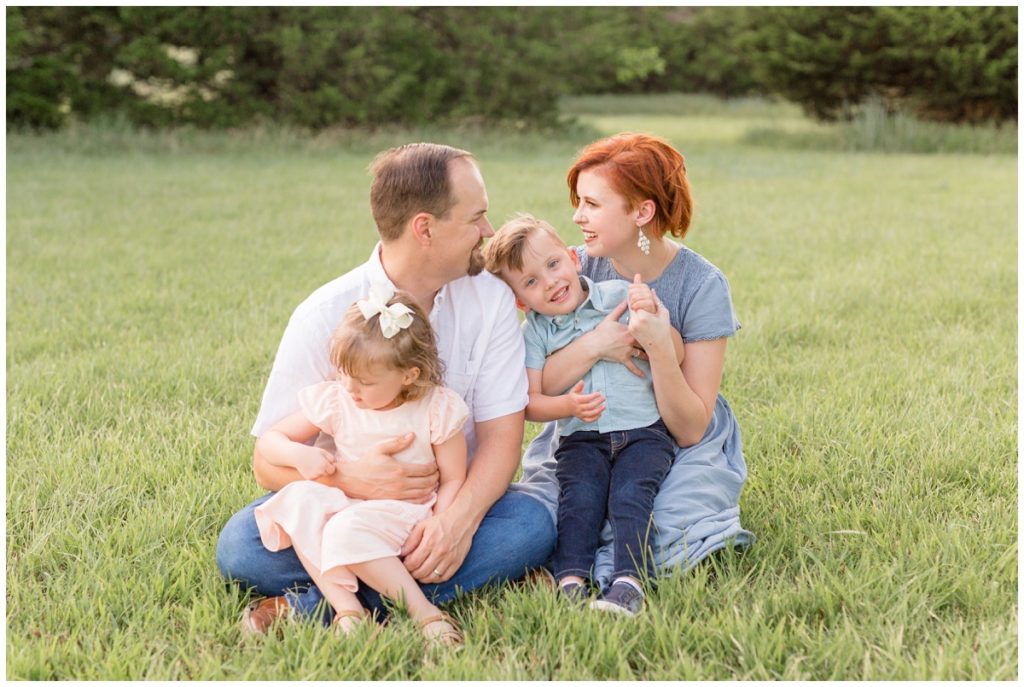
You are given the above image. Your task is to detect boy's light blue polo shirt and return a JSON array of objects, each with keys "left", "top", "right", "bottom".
[{"left": 523, "top": 276, "right": 661, "bottom": 437}]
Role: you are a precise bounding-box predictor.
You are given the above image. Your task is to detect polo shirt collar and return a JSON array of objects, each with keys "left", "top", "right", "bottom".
[{"left": 547, "top": 275, "right": 603, "bottom": 329}]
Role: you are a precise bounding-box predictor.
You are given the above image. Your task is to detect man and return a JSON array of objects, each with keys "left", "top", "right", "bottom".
[{"left": 216, "top": 143, "right": 556, "bottom": 632}]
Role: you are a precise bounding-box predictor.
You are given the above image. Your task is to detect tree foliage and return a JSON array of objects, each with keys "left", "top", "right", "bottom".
[
  {"left": 742, "top": 6, "right": 1017, "bottom": 122},
  {"left": 6, "top": 6, "right": 1017, "bottom": 130}
]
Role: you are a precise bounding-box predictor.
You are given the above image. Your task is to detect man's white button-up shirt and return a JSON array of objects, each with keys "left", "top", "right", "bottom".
[{"left": 252, "top": 243, "right": 528, "bottom": 461}]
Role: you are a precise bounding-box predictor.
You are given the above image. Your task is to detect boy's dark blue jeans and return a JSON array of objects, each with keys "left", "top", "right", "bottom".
[{"left": 551, "top": 419, "right": 676, "bottom": 583}]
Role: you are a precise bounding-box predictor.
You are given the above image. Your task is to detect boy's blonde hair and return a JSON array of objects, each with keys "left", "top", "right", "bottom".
[
  {"left": 484, "top": 213, "right": 566, "bottom": 277},
  {"left": 330, "top": 291, "right": 443, "bottom": 403}
]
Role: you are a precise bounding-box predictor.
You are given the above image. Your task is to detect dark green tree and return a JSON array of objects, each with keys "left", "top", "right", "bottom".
[{"left": 742, "top": 6, "right": 1017, "bottom": 123}]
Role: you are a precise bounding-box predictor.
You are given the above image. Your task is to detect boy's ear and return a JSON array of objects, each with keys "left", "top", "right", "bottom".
[
  {"left": 568, "top": 246, "right": 582, "bottom": 273},
  {"left": 514, "top": 296, "right": 529, "bottom": 312}
]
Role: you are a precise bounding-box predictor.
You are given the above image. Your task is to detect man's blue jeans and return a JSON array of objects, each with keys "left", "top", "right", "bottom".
[
  {"left": 551, "top": 420, "right": 676, "bottom": 583},
  {"left": 216, "top": 489, "right": 555, "bottom": 624}
]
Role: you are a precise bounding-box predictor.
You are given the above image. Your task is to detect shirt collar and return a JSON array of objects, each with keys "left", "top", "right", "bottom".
[
  {"left": 367, "top": 241, "right": 450, "bottom": 309},
  {"left": 542, "top": 276, "right": 604, "bottom": 330},
  {"left": 366, "top": 242, "right": 396, "bottom": 290},
  {"left": 577, "top": 275, "right": 612, "bottom": 311}
]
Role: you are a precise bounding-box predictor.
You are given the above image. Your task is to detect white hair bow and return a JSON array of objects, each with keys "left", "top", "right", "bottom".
[{"left": 357, "top": 282, "right": 414, "bottom": 339}]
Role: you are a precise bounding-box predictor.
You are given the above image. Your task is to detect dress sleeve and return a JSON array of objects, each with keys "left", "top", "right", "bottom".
[
  {"left": 681, "top": 271, "right": 742, "bottom": 342},
  {"left": 429, "top": 387, "right": 471, "bottom": 445},
  {"left": 296, "top": 382, "right": 345, "bottom": 436}
]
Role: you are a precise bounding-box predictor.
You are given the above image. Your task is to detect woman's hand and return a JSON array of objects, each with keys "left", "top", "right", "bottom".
[
  {"left": 628, "top": 284, "right": 676, "bottom": 360},
  {"left": 588, "top": 300, "right": 647, "bottom": 378},
  {"left": 541, "top": 295, "right": 646, "bottom": 394},
  {"left": 628, "top": 274, "right": 657, "bottom": 314}
]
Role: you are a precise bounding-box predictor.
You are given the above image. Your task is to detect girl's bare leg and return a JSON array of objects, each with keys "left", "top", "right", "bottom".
[
  {"left": 292, "top": 549, "right": 366, "bottom": 630},
  {"left": 348, "top": 556, "right": 440, "bottom": 621},
  {"left": 350, "top": 556, "right": 462, "bottom": 644}
]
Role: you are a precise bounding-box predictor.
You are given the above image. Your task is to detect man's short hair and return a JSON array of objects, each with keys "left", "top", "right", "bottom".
[
  {"left": 369, "top": 143, "right": 475, "bottom": 242},
  {"left": 484, "top": 213, "right": 566, "bottom": 277}
]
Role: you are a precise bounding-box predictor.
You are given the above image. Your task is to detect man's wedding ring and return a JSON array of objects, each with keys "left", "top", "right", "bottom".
[{"left": 433, "top": 568, "right": 442, "bottom": 577}]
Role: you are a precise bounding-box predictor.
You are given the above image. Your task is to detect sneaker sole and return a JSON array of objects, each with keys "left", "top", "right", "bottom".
[{"left": 589, "top": 599, "right": 640, "bottom": 617}]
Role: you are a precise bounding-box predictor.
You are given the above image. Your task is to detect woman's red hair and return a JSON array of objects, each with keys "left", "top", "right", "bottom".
[{"left": 567, "top": 132, "right": 693, "bottom": 239}]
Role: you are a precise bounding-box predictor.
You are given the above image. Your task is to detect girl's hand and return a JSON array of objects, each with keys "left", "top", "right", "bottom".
[
  {"left": 295, "top": 447, "right": 336, "bottom": 480},
  {"left": 628, "top": 288, "right": 675, "bottom": 356},
  {"left": 566, "top": 380, "right": 605, "bottom": 423},
  {"left": 628, "top": 274, "right": 656, "bottom": 314}
]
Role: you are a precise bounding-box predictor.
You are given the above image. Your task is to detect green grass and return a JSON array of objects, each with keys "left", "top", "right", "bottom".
[
  {"left": 743, "top": 98, "right": 1017, "bottom": 155},
  {"left": 6, "top": 94, "right": 1017, "bottom": 679},
  {"left": 566, "top": 93, "right": 1017, "bottom": 155}
]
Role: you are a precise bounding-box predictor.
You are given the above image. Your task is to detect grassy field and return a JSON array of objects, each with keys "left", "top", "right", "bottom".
[{"left": 6, "top": 95, "right": 1017, "bottom": 679}]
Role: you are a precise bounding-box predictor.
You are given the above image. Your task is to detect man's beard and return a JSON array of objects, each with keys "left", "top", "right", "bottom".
[{"left": 467, "top": 248, "right": 485, "bottom": 276}]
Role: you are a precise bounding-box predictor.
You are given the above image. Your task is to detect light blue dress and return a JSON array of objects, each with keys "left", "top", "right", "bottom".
[{"left": 511, "top": 244, "right": 754, "bottom": 588}]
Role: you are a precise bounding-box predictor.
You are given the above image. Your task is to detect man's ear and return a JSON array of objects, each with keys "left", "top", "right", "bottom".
[{"left": 410, "top": 212, "right": 433, "bottom": 246}]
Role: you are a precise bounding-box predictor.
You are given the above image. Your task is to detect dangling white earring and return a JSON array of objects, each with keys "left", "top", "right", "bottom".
[{"left": 637, "top": 225, "right": 651, "bottom": 256}]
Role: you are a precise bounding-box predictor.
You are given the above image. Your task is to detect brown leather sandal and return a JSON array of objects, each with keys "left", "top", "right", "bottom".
[
  {"left": 240, "top": 596, "right": 293, "bottom": 636},
  {"left": 419, "top": 612, "right": 463, "bottom": 647},
  {"left": 331, "top": 609, "right": 371, "bottom": 636}
]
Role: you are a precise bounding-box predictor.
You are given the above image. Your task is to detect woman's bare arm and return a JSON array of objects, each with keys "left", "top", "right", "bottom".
[{"left": 628, "top": 291, "right": 724, "bottom": 446}]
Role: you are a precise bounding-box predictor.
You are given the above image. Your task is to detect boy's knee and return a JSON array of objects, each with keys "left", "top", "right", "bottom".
[
  {"left": 612, "top": 466, "right": 666, "bottom": 500},
  {"left": 609, "top": 479, "right": 641, "bottom": 502}
]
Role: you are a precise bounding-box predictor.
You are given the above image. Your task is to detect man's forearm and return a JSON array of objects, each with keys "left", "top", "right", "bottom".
[{"left": 443, "top": 412, "right": 524, "bottom": 532}]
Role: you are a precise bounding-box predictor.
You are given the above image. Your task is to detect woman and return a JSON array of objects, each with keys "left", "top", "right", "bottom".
[{"left": 511, "top": 132, "right": 753, "bottom": 590}]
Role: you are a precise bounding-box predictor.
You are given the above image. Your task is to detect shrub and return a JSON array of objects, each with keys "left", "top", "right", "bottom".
[
  {"left": 5, "top": 7, "right": 575, "bottom": 130},
  {"left": 646, "top": 7, "right": 762, "bottom": 97},
  {"left": 6, "top": 7, "right": 1016, "bottom": 130},
  {"left": 742, "top": 6, "right": 1017, "bottom": 123}
]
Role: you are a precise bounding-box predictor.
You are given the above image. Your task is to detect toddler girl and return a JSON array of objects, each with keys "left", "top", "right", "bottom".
[{"left": 253, "top": 282, "right": 469, "bottom": 645}]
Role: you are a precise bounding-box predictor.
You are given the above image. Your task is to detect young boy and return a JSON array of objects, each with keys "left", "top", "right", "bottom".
[{"left": 483, "top": 213, "right": 682, "bottom": 616}]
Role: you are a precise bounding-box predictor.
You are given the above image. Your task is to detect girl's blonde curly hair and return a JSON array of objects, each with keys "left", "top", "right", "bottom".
[{"left": 329, "top": 291, "right": 444, "bottom": 403}]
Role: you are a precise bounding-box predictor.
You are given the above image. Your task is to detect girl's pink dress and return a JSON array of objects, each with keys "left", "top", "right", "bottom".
[{"left": 254, "top": 382, "right": 469, "bottom": 593}]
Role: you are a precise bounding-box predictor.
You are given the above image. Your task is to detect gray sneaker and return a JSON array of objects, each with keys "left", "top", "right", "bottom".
[
  {"left": 558, "top": 581, "right": 591, "bottom": 606},
  {"left": 589, "top": 581, "right": 644, "bottom": 617}
]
